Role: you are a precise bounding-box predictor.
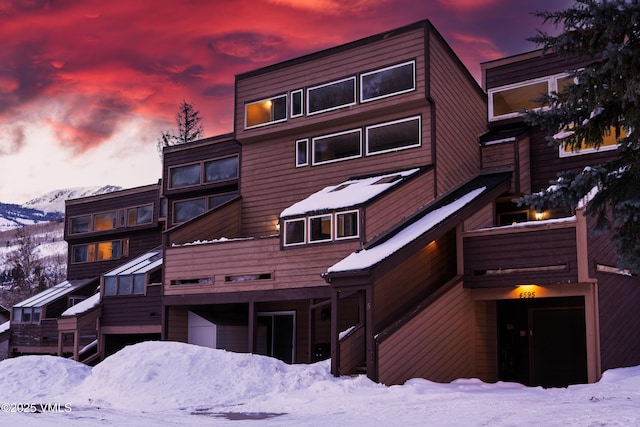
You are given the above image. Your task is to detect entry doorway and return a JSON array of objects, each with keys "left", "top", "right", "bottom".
[
  {"left": 497, "top": 297, "right": 587, "bottom": 387},
  {"left": 257, "top": 311, "right": 295, "bottom": 364}
]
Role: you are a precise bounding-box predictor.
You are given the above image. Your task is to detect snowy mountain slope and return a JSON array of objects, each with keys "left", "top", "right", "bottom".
[
  {"left": 23, "top": 185, "right": 123, "bottom": 214},
  {"left": 0, "top": 185, "right": 122, "bottom": 230}
]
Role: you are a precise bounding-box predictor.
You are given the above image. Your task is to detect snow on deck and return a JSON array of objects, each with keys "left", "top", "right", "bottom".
[
  {"left": 61, "top": 293, "right": 100, "bottom": 317},
  {"left": 328, "top": 186, "right": 486, "bottom": 273}
]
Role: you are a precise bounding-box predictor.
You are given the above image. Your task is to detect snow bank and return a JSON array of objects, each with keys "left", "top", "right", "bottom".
[{"left": 0, "top": 355, "right": 90, "bottom": 401}]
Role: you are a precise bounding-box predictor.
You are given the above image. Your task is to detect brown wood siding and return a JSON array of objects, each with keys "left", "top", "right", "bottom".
[
  {"left": 100, "top": 284, "right": 162, "bottom": 328},
  {"left": 463, "top": 202, "right": 494, "bottom": 231},
  {"left": 66, "top": 227, "right": 162, "bottom": 280},
  {"left": 377, "top": 280, "right": 473, "bottom": 385},
  {"left": 165, "top": 306, "right": 188, "bottom": 342},
  {"left": 167, "top": 199, "right": 242, "bottom": 245},
  {"left": 473, "top": 300, "right": 498, "bottom": 382},
  {"left": 164, "top": 236, "right": 356, "bottom": 296},
  {"left": 235, "top": 28, "right": 427, "bottom": 142},
  {"left": 529, "top": 127, "right": 620, "bottom": 193},
  {"left": 429, "top": 32, "right": 484, "bottom": 196},
  {"left": 484, "top": 52, "right": 595, "bottom": 90},
  {"left": 373, "top": 230, "right": 456, "bottom": 333},
  {"left": 518, "top": 136, "right": 532, "bottom": 194},
  {"left": 463, "top": 225, "right": 578, "bottom": 287},
  {"left": 364, "top": 170, "right": 435, "bottom": 242},
  {"left": 482, "top": 142, "right": 516, "bottom": 172},
  {"left": 339, "top": 325, "right": 365, "bottom": 375},
  {"left": 239, "top": 112, "right": 433, "bottom": 237}
]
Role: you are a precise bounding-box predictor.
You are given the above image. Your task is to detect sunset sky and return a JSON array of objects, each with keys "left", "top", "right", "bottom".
[{"left": 0, "top": 0, "right": 574, "bottom": 204}]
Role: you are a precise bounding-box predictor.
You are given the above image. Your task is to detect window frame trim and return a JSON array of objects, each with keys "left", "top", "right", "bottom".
[
  {"left": 70, "top": 238, "right": 129, "bottom": 264},
  {"left": 360, "top": 60, "right": 416, "bottom": 103},
  {"left": 283, "top": 218, "right": 307, "bottom": 247},
  {"left": 311, "top": 128, "right": 362, "bottom": 166},
  {"left": 168, "top": 154, "right": 239, "bottom": 190},
  {"left": 244, "top": 93, "right": 288, "bottom": 130},
  {"left": 290, "top": 89, "right": 304, "bottom": 118},
  {"left": 334, "top": 210, "right": 360, "bottom": 241},
  {"left": 306, "top": 76, "right": 357, "bottom": 116},
  {"left": 365, "top": 115, "right": 422, "bottom": 156},
  {"left": 295, "top": 138, "right": 309, "bottom": 167}
]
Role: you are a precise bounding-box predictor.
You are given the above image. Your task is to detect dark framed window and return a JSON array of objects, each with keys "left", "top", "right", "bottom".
[
  {"left": 127, "top": 204, "right": 153, "bottom": 226},
  {"left": 361, "top": 60, "right": 415, "bottom": 102},
  {"left": 284, "top": 219, "right": 306, "bottom": 246},
  {"left": 174, "top": 198, "right": 206, "bottom": 223},
  {"left": 309, "top": 214, "right": 332, "bottom": 242},
  {"left": 72, "top": 239, "right": 128, "bottom": 264},
  {"left": 307, "top": 77, "right": 356, "bottom": 115},
  {"left": 336, "top": 211, "right": 359, "bottom": 239},
  {"left": 170, "top": 163, "right": 201, "bottom": 188},
  {"left": 366, "top": 116, "right": 421, "bottom": 155},
  {"left": 245, "top": 94, "right": 287, "bottom": 128},
  {"left": 204, "top": 156, "right": 238, "bottom": 183},
  {"left": 208, "top": 193, "right": 237, "bottom": 210},
  {"left": 296, "top": 139, "right": 308, "bottom": 167},
  {"left": 291, "top": 89, "right": 303, "bottom": 117},
  {"left": 312, "top": 129, "right": 361, "bottom": 165},
  {"left": 69, "top": 216, "right": 91, "bottom": 234}
]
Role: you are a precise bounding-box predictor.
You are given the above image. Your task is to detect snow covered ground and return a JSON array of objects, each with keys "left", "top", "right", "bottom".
[{"left": 1, "top": 341, "right": 639, "bottom": 426}]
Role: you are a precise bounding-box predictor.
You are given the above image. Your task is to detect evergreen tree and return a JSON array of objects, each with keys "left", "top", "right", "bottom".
[
  {"left": 157, "top": 100, "right": 204, "bottom": 158},
  {"left": 521, "top": 0, "right": 640, "bottom": 271}
]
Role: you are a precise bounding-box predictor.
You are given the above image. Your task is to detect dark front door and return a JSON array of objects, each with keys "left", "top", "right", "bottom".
[
  {"left": 530, "top": 307, "right": 587, "bottom": 387},
  {"left": 497, "top": 297, "right": 587, "bottom": 388},
  {"left": 257, "top": 312, "right": 295, "bottom": 364}
]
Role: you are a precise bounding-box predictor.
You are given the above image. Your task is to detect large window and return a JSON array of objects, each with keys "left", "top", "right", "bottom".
[
  {"left": 366, "top": 116, "right": 421, "bottom": 155},
  {"left": 169, "top": 156, "right": 239, "bottom": 189},
  {"left": 70, "top": 216, "right": 91, "bottom": 234},
  {"left": 104, "top": 274, "right": 146, "bottom": 296},
  {"left": 12, "top": 307, "right": 41, "bottom": 323},
  {"left": 173, "top": 193, "right": 236, "bottom": 224},
  {"left": 283, "top": 210, "right": 359, "bottom": 247},
  {"left": 489, "top": 74, "right": 569, "bottom": 121},
  {"left": 72, "top": 239, "right": 128, "bottom": 263},
  {"left": 127, "top": 204, "right": 153, "bottom": 226},
  {"left": 361, "top": 60, "right": 415, "bottom": 102},
  {"left": 245, "top": 94, "right": 287, "bottom": 129},
  {"left": 204, "top": 156, "right": 238, "bottom": 183},
  {"left": 312, "top": 129, "right": 361, "bottom": 165},
  {"left": 307, "top": 77, "right": 356, "bottom": 115}
]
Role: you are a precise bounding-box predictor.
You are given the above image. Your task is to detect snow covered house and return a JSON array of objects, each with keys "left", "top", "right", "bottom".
[{"left": 161, "top": 20, "right": 498, "bottom": 374}]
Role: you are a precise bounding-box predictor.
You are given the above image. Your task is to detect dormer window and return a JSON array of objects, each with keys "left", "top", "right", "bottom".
[
  {"left": 283, "top": 210, "right": 359, "bottom": 247},
  {"left": 245, "top": 94, "right": 287, "bottom": 129}
]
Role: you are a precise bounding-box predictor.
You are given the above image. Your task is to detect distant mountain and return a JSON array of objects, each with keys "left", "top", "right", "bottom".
[
  {"left": 0, "top": 186, "right": 122, "bottom": 230},
  {"left": 23, "top": 185, "right": 123, "bottom": 214}
]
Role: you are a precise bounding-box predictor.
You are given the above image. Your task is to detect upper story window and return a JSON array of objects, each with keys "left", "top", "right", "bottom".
[
  {"left": 169, "top": 155, "right": 239, "bottom": 189},
  {"left": 69, "top": 211, "right": 116, "bottom": 234},
  {"left": 283, "top": 210, "right": 359, "bottom": 247},
  {"left": 559, "top": 126, "right": 623, "bottom": 157},
  {"left": 172, "top": 193, "right": 237, "bottom": 224},
  {"left": 127, "top": 204, "right": 154, "bottom": 226},
  {"left": 12, "top": 307, "right": 41, "bottom": 323},
  {"left": 366, "top": 116, "right": 421, "bottom": 155},
  {"left": 104, "top": 273, "right": 145, "bottom": 296},
  {"left": 245, "top": 94, "right": 287, "bottom": 129},
  {"left": 71, "top": 239, "right": 129, "bottom": 264},
  {"left": 296, "top": 139, "right": 309, "bottom": 167},
  {"left": 290, "top": 90, "right": 303, "bottom": 118},
  {"left": 361, "top": 60, "right": 416, "bottom": 102},
  {"left": 312, "top": 129, "right": 362, "bottom": 165},
  {"left": 307, "top": 77, "right": 356, "bottom": 115},
  {"left": 489, "top": 74, "right": 568, "bottom": 121}
]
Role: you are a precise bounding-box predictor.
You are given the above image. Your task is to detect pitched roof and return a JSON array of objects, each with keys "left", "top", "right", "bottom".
[
  {"left": 13, "top": 278, "right": 96, "bottom": 309},
  {"left": 280, "top": 167, "right": 425, "bottom": 218},
  {"left": 326, "top": 171, "right": 512, "bottom": 275},
  {"left": 104, "top": 247, "right": 163, "bottom": 277}
]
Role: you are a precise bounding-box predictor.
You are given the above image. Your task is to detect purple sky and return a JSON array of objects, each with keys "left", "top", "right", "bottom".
[{"left": 0, "top": 0, "right": 574, "bottom": 204}]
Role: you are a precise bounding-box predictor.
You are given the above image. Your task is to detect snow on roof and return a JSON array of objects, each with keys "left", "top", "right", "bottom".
[
  {"left": 328, "top": 186, "right": 486, "bottom": 273},
  {"left": 104, "top": 248, "right": 162, "bottom": 277},
  {"left": 13, "top": 278, "right": 95, "bottom": 309},
  {"left": 61, "top": 292, "right": 100, "bottom": 317},
  {"left": 0, "top": 320, "right": 9, "bottom": 334},
  {"left": 280, "top": 168, "right": 421, "bottom": 218}
]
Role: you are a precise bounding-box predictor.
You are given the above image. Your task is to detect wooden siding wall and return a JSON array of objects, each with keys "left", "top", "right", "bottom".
[
  {"left": 518, "top": 136, "right": 532, "bottom": 194},
  {"left": 473, "top": 300, "right": 498, "bottom": 382},
  {"left": 339, "top": 325, "right": 365, "bottom": 375},
  {"left": 482, "top": 142, "right": 516, "bottom": 172},
  {"left": 100, "top": 284, "right": 162, "bottom": 328},
  {"left": 67, "top": 227, "right": 162, "bottom": 280},
  {"left": 365, "top": 170, "right": 435, "bottom": 242},
  {"left": 10, "top": 319, "right": 58, "bottom": 350},
  {"left": 587, "top": 215, "right": 640, "bottom": 370},
  {"left": 373, "top": 230, "right": 456, "bottom": 332},
  {"left": 463, "top": 226, "right": 578, "bottom": 288},
  {"left": 463, "top": 202, "right": 494, "bottom": 231},
  {"left": 377, "top": 280, "right": 474, "bottom": 385},
  {"left": 236, "top": 27, "right": 436, "bottom": 238},
  {"left": 428, "top": 32, "right": 484, "bottom": 196},
  {"left": 168, "top": 199, "right": 242, "bottom": 245},
  {"left": 484, "top": 52, "right": 595, "bottom": 90},
  {"left": 235, "top": 27, "right": 427, "bottom": 141},
  {"left": 165, "top": 306, "right": 188, "bottom": 342},
  {"left": 164, "top": 237, "right": 356, "bottom": 296}
]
